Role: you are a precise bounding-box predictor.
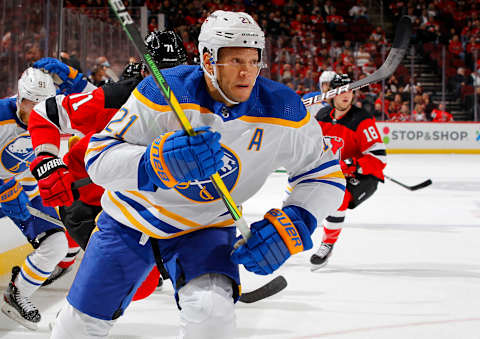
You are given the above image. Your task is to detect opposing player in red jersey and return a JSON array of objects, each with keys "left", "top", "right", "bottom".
[
  {"left": 28, "top": 30, "right": 187, "bottom": 293},
  {"left": 309, "top": 74, "right": 387, "bottom": 268}
]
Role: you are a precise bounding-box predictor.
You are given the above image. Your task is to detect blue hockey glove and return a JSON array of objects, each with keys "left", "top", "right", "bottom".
[
  {"left": 142, "top": 126, "right": 224, "bottom": 189},
  {"left": 0, "top": 178, "right": 31, "bottom": 221},
  {"left": 231, "top": 206, "right": 315, "bottom": 275},
  {"left": 33, "top": 57, "right": 87, "bottom": 94}
]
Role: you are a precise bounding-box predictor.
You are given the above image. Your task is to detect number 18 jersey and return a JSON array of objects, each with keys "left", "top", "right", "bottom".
[{"left": 315, "top": 105, "right": 386, "bottom": 180}]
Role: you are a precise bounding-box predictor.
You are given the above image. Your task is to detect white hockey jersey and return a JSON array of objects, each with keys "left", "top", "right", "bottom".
[
  {"left": 0, "top": 97, "right": 39, "bottom": 199},
  {"left": 86, "top": 65, "right": 346, "bottom": 239}
]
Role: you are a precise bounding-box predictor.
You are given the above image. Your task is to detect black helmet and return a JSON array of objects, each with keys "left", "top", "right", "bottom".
[
  {"left": 330, "top": 73, "right": 352, "bottom": 88},
  {"left": 144, "top": 30, "right": 187, "bottom": 69},
  {"left": 120, "top": 62, "right": 147, "bottom": 81}
]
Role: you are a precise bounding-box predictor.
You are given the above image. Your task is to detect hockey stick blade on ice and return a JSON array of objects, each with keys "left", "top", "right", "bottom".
[
  {"left": 239, "top": 275, "right": 288, "bottom": 303},
  {"left": 385, "top": 175, "right": 432, "bottom": 191},
  {"left": 303, "top": 16, "right": 412, "bottom": 106}
]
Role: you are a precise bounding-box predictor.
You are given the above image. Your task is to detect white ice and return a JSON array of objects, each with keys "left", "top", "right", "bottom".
[{"left": 1, "top": 154, "right": 480, "bottom": 338}]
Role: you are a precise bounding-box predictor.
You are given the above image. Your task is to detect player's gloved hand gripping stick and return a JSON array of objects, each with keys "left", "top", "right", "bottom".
[
  {"left": 108, "top": 0, "right": 251, "bottom": 241},
  {"left": 108, "top": 0, "right": 291, "bottom": 303}
]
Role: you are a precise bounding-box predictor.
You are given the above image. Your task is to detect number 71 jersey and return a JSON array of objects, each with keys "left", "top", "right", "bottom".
[{"left": 316, "top": 105, "right": 386, "bottom": 180}]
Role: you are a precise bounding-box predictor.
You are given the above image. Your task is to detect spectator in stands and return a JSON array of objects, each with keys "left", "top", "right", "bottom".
[
  {"left": 422, "top": 93, "right": 435, "bottom": 120},
  {"left": 354, "top": 45, "right": 371, "bottom": 68},
  {"left": 390, "top": 102, "right": 410, "bottom": 121},
  {"left": 386, "top": 75, "right": 400, "bottom": 93},
  {"left": 87, "top": 64, "right": 106, "bottom": 87},
  {"left": 391, "top": 93, "right": 403, "bottom": 113},
  {"left": 148, "top": 16, "right": 158, "bottom": 32},
  {"left": 60, "top": 51, "right": 83, "bottom": 73},
  {"left": 326, "top": 7, "right": 346, "bottom": 39},
  {"left": 375, "top": 94, "right": 390, "bottom": 117},
  {"left": 372, "top": 101, "right": 384, "bottom": 120},
  {"left": 24, "top": 43, "right": 42, "bottom": 64},
  {"left": 431, "top": 103, "right": 454, "bottom": 122},
  {"left": 412, "top": 103, "right": 427, "bottom": 121},
  {"left": 95, "top": 56, "right": 118, "bottom": 82},
  {"left": 469, "top": 68, "right": 480, "bottom": 87},
  {"left": 349, "top": 0, "right": 368, "bottom": 21},
  {"left": 449, "top": 34, "right": 464, "bottom": 60},
  {"left": 449, "top": 67, "right": 467, "bottom": 97}
]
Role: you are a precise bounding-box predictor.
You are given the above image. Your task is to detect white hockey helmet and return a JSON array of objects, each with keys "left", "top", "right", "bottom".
[
  {"left": 17, "top": 67, "right": 56, "bottom": 106},
  {"left": 318, "top": 70, "right": 337, "bottom": 89},
  {"left": 198, "top": 10, "right": 265, "bottom": 105}
]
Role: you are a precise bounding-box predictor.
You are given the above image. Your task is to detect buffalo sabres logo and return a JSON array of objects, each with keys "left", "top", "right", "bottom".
[
  {"left": 175, "top": 145, "right": 240, "bottom": 202},
  {"left": 1, "top": 134, "right": 35, "bottom": 174}
]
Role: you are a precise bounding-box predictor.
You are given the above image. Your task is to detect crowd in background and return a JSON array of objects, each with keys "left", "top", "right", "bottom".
[{"left": 2, "top": 0, "right": 480, "bottom": 121}]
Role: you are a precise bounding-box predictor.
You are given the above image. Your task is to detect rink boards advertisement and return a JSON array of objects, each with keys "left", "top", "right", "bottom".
[{"left": 376, "top": 122, "right": 480, "bottom": 153}]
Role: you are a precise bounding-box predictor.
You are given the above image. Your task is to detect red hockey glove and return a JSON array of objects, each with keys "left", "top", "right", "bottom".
[
  {"left": 340, "top": 158, "right": 359, "bottom": 177},
  {"left": 30, "top": 155, "right": 76, "bottom": 207}
]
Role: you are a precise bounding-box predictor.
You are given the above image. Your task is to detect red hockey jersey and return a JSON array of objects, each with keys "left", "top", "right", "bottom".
[
  {"left": 316, "top": 105, "right": 386, "bottom": 180},
  {"left": 28, "top": 78, "right": 139, "bottom": 205}
]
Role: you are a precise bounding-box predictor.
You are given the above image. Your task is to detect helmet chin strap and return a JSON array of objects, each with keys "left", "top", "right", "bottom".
[{"left": 202, "top": 63, "right": 239, "bottom": 106}]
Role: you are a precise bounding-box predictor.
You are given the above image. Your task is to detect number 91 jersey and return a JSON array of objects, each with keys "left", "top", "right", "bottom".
[{"left": 316, "top": 105, "right": 386, "bottom": 180}]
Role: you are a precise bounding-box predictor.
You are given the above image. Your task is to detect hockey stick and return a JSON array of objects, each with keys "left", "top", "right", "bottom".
[
  {"left": 239, "top": 275, "right": 287, "bottom": 303},
  {"left": 302, "top": 16, "right": 412, "bottom": 106},
  {"left": 108, "top": 1, "right": 287, "bottom": 303},
  {"left": 385, "top": 175, "right": 432, "bottom": 191},
  {"left": 26, "top": 206, "right": 64, "bottom": 227},
  {"left": 108, "top": 0, "right": 250, "bottom": 240},
  {"left": 25, "top": 177, "right": 93, "bottom": 227}
]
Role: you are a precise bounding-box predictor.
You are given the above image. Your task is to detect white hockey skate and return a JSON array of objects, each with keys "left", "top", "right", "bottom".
[
  {"left": 310, "top": 242, "right": 334, "bottom": 271},
  {"left": 1, "top": 266, "right": 41, "bottom": 330}
]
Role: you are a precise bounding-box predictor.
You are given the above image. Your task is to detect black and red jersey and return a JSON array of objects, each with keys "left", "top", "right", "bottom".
[
  {"left": 316, "top": 105, "right": 386, "bottom": 180},
  {"left": 28, "top": 78, "right": 140, "bottom": 205},
  {"left": 29, "top": 78, "right": 139, "bottom": 152}
]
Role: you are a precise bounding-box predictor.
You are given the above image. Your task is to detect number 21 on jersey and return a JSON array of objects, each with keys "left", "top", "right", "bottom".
[{"left": 104, "top": 108, "right": 138, "bottom": 139}]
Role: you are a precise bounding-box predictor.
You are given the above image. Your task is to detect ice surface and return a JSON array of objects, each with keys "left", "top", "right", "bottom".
[{"left": 1, "top": 154, "right": 480, "bottom": 338}]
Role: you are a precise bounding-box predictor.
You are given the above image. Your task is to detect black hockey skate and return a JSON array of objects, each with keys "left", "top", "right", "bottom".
[
  {"left": 42, "top": 265, "right": 71, "bottom": 287},
  {"left": 310, "top": 242, "right": 334, "bottom": 271},
  {"left": 1, "top": 266, "right": 41, "bottom": 330}
]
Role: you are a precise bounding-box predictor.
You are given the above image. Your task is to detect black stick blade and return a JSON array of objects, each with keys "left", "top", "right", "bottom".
[
  {"left": 410, "top": 179, "right": 433, "bottom": 191},
  {"left": 239, "top": 275, "right": 288, "bottom": 303}
]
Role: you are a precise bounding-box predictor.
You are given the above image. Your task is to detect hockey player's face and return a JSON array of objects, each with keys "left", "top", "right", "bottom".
[
  {"left": 333, "top": 91, "right": 354, "bottom": 111},
  {"left": 18, "top": 99, "right": 36, "bottom": 124},
  {"left": 216, "top": 47, "right": 260, "bottom": 104}
]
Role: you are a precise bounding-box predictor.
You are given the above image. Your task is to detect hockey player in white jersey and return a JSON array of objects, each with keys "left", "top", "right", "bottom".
[
  {"left": 0, "top": 68, "right": 73, "bottom": 330},
  {"left": 302, "top": 70, "right": 336, "bottom": 116},
  {"left": 51, "top": 11, "right": 346, "bottom": 339}
]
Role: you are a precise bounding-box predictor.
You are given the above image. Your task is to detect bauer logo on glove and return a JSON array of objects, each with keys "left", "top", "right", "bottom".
[
  {"left": 0, "top": 179, "right": 23, "bottom": 202},
  {"left": 264, "top": 209, "right": 304, "bottom": 254}
]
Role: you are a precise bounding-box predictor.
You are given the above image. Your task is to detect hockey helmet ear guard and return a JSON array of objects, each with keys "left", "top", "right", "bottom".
[
  {"left": 197, "top": 10, "right": 266, "bottom": 105},
  {"left": 330, "top": 74, "right": 352, "bottom": 89},
  {"left": 144, "top": 30, "right": 187, "bottom": 69}
]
